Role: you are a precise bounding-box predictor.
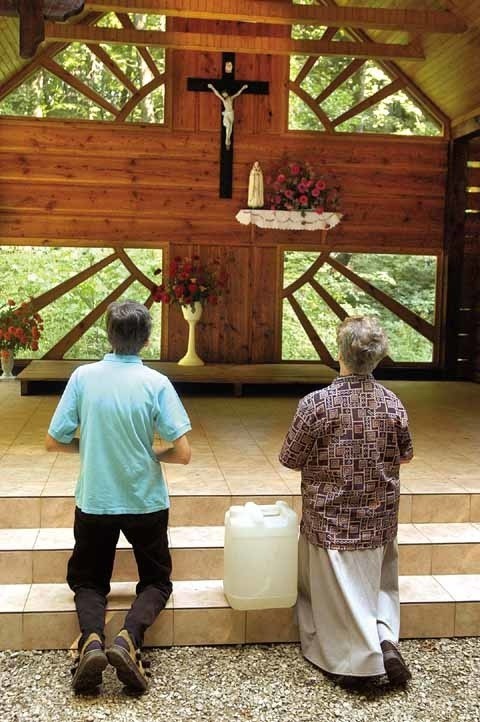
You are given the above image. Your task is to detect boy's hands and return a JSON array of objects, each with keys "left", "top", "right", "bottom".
[
  {"left": 154, "top": 434, "right": 191, "bottom": 465},
  {"left": 45, "top": 433, "right": 79, "bottom": 453}
]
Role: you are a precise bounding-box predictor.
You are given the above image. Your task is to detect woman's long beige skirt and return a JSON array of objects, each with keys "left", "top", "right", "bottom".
[{"left": 296, "top": 533, "right": 400, "bottom": 677}]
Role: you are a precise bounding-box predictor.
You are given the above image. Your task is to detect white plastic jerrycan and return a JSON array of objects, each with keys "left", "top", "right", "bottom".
[{"left": 223, "top": 500, "right": 298, "bottom": 610}]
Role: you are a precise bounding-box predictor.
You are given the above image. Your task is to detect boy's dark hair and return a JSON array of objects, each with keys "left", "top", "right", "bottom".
[{"left": 106, "top": 300, "right": 152, "bottom": 355}]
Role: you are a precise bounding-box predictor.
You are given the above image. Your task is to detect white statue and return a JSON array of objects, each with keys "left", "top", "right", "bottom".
[
  {"left": 248, "top": 161, "right": 264, "bottom": 208},
  {"left": 207, "top": 83, "right": 248, "bottom": 150}
]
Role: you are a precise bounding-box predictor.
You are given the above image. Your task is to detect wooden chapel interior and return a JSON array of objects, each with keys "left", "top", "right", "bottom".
[{"left": 0, "top": 0, "right": 478, "bottom": 385}]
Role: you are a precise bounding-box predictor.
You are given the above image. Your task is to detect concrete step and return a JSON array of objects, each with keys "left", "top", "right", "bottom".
[
  {"left": 1, "top": 575, "right": 478, "bottom": 650},
  {"left": 1, "top": 489, "right": 479, "bottom": 528},
  {"left": 2, "top": 523, "right": 480, "bottom": 584}
]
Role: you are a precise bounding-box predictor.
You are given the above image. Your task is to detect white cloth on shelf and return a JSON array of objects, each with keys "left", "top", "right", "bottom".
[{"left": 235, "top": 209, "right": 342, "bottom": 231}]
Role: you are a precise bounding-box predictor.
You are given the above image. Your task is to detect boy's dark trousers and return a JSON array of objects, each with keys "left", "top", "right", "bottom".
[{"left": 67, "top": 506, "right": 172, "bottom": 650}]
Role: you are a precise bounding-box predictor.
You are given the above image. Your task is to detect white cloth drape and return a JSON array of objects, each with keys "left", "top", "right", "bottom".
[
  {"left": 236, "top": 209, "right": 342, "bottom": 231},
  {"left": 296, "top": 533, "right": 400, "bottom": 677}
]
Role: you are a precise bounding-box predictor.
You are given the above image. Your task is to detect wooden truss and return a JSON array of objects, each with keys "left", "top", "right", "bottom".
[{"left": 0, "top": 0, "right": 467, "bottom": 59}]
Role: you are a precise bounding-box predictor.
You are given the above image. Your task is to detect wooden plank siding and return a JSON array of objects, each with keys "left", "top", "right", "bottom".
[{"left": 0, "top": 43, "right": 448, "bottom": 363}]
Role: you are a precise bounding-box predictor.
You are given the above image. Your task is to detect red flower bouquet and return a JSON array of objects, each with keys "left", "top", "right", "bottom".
[
  {"left": 266, "top": 160, "right": 340, "bottom": 214},
  {"left": 153, "top": 256, "right": 227, "bottom": 310},
  {"left": 0, "top": 299, "right": 43, "bottom": 357}
]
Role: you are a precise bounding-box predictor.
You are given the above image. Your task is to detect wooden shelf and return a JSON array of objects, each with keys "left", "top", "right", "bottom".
[{"left": 17, "top": 360, "right": 336, "bottom": 396}]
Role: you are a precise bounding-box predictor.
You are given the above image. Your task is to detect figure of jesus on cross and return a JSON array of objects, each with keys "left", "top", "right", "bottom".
[
  {"left": 207, "top": 82, "right": 248, "bottom": 150},
  {"left": 187, "top": 53, "right": 269, "bottom": 198}
]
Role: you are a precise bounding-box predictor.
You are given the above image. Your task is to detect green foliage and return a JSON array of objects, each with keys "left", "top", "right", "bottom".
[
  {"left": 282, "top": 252, "right": 437, "bottom": 363},
  {"left": 0, "top": 69, "right": 115, "bottom": 120},
  {"left": 0, "top": 12, "right": 165, "bottom": 123},
  {"left": 0, "top": 247, "right": 162, "bottom": 360},
  {"left": 289, "top": 27, "right": 442, "bottom": 136}
]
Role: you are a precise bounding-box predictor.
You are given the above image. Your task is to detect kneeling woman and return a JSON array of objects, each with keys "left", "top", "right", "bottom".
[{"left": 279, "top": 316, "right": 413, "bottom": 687}]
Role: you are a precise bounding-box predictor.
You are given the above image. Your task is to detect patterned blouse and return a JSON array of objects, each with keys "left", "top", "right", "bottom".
[{"left": 279, "top": 374, "right": 413, "bottom": 551}]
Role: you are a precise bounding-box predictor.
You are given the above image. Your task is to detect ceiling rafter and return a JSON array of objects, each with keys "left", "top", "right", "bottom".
[
  {"left": 43, "top": 22, "right": 426, "bottom": 60},
  {"left": 82, "top": 0, "right": 467, "bottom": 34},
  {"left": 116, "top": 12, "right": 160, "bottom": 79}
]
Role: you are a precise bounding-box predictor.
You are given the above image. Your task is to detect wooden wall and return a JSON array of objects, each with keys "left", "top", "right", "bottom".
[
  {"left": 444, "top": 135, "right": 480, "bottom": 381},
  {"left": 465, "top": 139, "right": 480, "bottom": 382},
  {"left": 0, "top": 47, "right": 449, "bottom": 363}
]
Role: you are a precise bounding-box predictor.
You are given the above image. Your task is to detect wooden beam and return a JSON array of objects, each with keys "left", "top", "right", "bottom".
[
  {"left": 452, "top": 107, "right": 480, "bottom": 140},
  {"left": 43, "top": 1, "right": 85, "bottom": 22},
  {"left": 443, "top": 139, "right": 469, "bottom": 375},
  {"left": 314, "top": 59, "right": 365, "bottom": 105},
  {"left": 0, "top": 11, "right": 103, "bottom": 102},
  {"left": 44, "top": 22, "right": 426, "bottom": 60},
  {"left": 287, "top": 294, "right": 336, "bottom": 367},
  {"left": 116, "top": 12, "right": 159, "bottom": 79},
  {"left": 29, "top": 252, "right": 118, "bottom": 313},
  {"left": 0, "top": 0, "right": 85, "bottom": 19},
  {"left": 83, "top": 0, "right": 467, "bottom": 34},
  {"left": 41, "top": 56, "right": 120, "bottom": 116},
  {"left": 0, "top": 0, "right": 17, "bottom": 16},
  {"left": 316, "top": 0, "right": 448, "bottom": 133},
  {"left": 87, "top": 43, "right": 137, "bottom": 93},
  {"left": 115, "top": 248, "right": 156, "bottom": 291},
  {"left": 0, "top": 0, "right": 85, "bottom": 57},
  {"left": 287, "top": 82, "right": 334, "bottom": 131},
  {"left": 327, "top": 256, "right": 435, "bottom": 342},
  {"left": 452, "top": 119, "right": 480, "bottom": 141},
  {"left": 43, "top": 274, "right": 135, "bottom": 358},
  {"left": 331, "top": 77, "right": 406, "bottom": 128},
  {"left": 18, "top": 0, "right": 44, "bottom": 59},
  {"left": 309, "top": 278, "right": 347, "bottom": 321},
  {"left": 282, "top": 252, "right": 331, "bottom": 297}
]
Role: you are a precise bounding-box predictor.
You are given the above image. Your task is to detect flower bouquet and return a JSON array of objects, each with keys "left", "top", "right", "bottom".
[
  {"left": 0, "top": 299, "right": 43, "bottom": 355},
  {"left": 153, "top": 256, "right": 227, "bottom": 311},
  {"left": 266, "top": 159, "right": 340, "bottom": 215}
]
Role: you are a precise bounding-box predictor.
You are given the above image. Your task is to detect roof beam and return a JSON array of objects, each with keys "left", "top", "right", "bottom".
[
  {"left": 0, "top": 0, "right": 85, "bottom": 57},
  {"left": 44, "top": 22, "right": 425, "bottom": 60},
  {"left": 83, "top": 0, "right": 467, "bottom": 34},
  {"left": 18, "top": 0, "right": 44, "bottom": 58},
  {"left": 0, "top": 0, "right": 85, "bottom": 20}
]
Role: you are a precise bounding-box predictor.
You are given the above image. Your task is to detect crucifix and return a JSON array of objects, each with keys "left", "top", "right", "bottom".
[{"left": 187, "top": 53, "right": 269, "bottom": 199}]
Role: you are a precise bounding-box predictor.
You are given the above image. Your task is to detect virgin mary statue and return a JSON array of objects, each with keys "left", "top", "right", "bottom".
[{"left": 248, "top": 161, "right": 264, "bottom": 208}]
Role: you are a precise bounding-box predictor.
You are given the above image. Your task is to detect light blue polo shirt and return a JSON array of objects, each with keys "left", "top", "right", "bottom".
[{"left": 48, "top": 354, "right": 191, "bottom": 515}]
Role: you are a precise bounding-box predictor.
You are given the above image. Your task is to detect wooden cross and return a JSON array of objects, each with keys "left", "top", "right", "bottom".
[{"left": 187, "top": 52, "right": 269, "bottom": 199}]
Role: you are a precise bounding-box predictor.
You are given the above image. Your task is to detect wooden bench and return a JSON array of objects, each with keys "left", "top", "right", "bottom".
[{"left": 17, "top": 360, "right": 336, "bottom": 396}]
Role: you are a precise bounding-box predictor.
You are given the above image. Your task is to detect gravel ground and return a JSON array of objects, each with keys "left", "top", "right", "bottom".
[{"left": 1, "top": 639, "right": 479, "bottom": 722}]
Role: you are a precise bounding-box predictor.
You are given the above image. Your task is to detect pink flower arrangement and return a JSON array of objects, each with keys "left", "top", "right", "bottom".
[{"left": 266, "top": 160, "right": 340, "bottom": 214}]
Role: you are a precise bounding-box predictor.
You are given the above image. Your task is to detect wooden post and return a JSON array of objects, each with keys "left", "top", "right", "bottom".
[{"left": 443, "top": 138, "right": 469, "bottom": 377}]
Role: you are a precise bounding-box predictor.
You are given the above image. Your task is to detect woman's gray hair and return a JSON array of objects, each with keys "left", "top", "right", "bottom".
[{"left": 337, "top": 316, "right": 388, "bottom": 374}]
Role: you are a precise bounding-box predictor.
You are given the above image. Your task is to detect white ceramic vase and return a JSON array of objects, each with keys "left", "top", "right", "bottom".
[
  {"left": 178, "top": 301, "right": 205, "bottom": 366},
  {"left": 0, "top": 350, "right": 15, "bottom": 380}
]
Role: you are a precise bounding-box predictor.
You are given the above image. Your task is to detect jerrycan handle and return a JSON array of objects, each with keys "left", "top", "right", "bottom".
[
  {"left": 259, "top": 500, "right": 289, "bottom": 517},
  {"left": 245, "top": 501, "right": 264, "bottom": 525}
]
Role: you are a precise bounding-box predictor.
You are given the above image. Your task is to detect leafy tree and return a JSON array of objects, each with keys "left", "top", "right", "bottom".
[
  {"left": 0, "top": 247, "right": 163, "bottom": 359},
  {"left": 282, "top": 251, "right": 437, "bottom": 363},
  {"left": 289, "top": 25, "right": 441, "bottom": 136},
  {"left": 0, "top": 12, "right": 165, "bottom": 123}
]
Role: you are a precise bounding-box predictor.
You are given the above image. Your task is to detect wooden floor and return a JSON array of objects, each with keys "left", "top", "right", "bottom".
[
  {"left": 0, "top": 378, "right": 480, "bottom": 649},
  {"left": 17, "top": 361, "right": 336, "bottom": 396}
]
